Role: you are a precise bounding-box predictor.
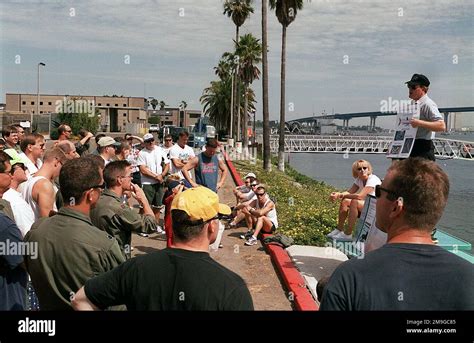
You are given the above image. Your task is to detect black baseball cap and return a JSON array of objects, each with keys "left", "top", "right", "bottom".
[{"left": 405, "top": 74, "right": 430, "bottom": 87}]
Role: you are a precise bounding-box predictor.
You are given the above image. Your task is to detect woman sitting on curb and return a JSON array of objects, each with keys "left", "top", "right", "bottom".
[{"left": 327, "top": 159, "right": 381, "bottom": 240}]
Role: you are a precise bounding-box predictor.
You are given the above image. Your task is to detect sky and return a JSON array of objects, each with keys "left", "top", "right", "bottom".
[{"left": 1, "top": 0, "right": 473, "bottom": 129}]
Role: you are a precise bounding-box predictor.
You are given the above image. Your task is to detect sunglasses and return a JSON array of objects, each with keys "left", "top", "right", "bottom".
[
  {"left": 408, "top": 85, "right": 419, "bottom": 90},
  {"left": 256, "top": 192, "right": 266, "bottom": 197},
  {"left": 251, "top": 183, "right": 258, "bottom": 187},
  {"left": 375, "top": 185, "right": 398, "bottom": 199},
  {"left": 357, "top": 166, "right": 368, "bottom": 171}
]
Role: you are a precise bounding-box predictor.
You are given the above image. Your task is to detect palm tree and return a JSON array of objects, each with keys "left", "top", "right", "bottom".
[
  {"left": 179, "top": 100, "right": 188, "bottom": 110},
  {"left": 223, "top": 0, "right": 254, "bottom": 141},
  {"left": 270, "top": 0, "right": 303, "bottom": 171},
  {"left": 150, "top": 98, "right": 158, "bottom": 110},
  {"left": 201, "top": 79, "right": 256, "bottom": 135},
  {"left": 159, "top": 100, "right": 167, "bottom": 110},
  {"left": 235, "top": 33, "right": 262, "bottom": 152},
  {"left": 262, "top": 0, "right": 271, "bottom": 171}
]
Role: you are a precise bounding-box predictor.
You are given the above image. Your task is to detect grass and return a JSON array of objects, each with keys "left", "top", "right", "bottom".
[{"left": 233, "top": 158, "right": 339, "bottom": 246}]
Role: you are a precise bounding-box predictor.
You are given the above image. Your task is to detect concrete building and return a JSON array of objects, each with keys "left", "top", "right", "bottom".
[{"left": 5, "top": 93, "right": 202, "bottom": 133}]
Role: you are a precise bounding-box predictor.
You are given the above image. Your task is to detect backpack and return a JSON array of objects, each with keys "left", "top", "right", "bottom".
[{"left": 263, "top": 233, "right": 294, "bottom": 248}]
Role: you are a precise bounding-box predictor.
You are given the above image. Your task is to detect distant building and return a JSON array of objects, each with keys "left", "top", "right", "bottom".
[{"left": 5, "top": 93, "right": 201, "bottom": 133}]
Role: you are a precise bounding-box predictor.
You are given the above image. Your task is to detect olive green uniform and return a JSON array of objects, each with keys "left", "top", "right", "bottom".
[
  {"left": 24, "top": 207, "right": 125, "bottom": 311},
  {"left": 0, "top": 198, "right": 14, "bottom": 221},
  {"left": 90, "top": 189, "right": 157, "bottom": 259}
]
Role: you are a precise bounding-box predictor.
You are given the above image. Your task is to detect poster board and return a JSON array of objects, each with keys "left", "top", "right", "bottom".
[
  {"left": 386, "top": 103, "right": 419, "bottom": 159},
  {"left": 353, "top": 195, "right": 387, "bottom": 254}
]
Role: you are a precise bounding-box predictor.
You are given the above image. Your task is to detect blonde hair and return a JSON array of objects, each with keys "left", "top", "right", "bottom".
[{"left": 351, "top": 160, "right": 373, "bottom": 178}]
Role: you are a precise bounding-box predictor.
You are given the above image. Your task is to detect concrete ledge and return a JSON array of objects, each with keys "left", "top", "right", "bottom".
[{"left": 223, "top": 151, "right": 318, "bottom": 311}]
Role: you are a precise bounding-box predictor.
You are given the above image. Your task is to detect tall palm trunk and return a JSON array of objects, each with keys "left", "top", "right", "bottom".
[
  {"left": 233, "top": 26, "right": 240, "bottom": 141},
  {"left": 243, "top": 84, "right": 249, "bottom": 152},
  {"left": 278, "top": 24, "right": 286, "bottom": 171},
  {"left": 262, "top": 0, "right": 271, "bottom": 171}
]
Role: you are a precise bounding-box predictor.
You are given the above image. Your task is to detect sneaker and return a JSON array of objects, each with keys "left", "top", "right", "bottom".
[
  {"left": 227, "top": 222, "right": 237, "bottom": 229},
  {"left": 219, "top": 244, "right": 224, "bottom": 248},
  {"left": 327, "top": 229, "right": 341, "bottom": 238},
  {"left": 245, "top": 236, "right": 258, "bottom": 246},
  {"left": 240, "top": 230, "right": 253, "bottom": 239},
  {"left": 138, "top": 233, "right": 149, "bottom": 237},
  {"left": 333, "top": 231, "right": 353, "bottom": 241},
  {"left": 155, "top": 226, "right": 165, "bottom": 234}
]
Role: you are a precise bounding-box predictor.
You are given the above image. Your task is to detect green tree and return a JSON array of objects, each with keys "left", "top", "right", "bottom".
[
  {"left": 235, "top": 33, "right": 262, "bottom": 151},
  {"left": 270, "top": 0, "right": 304, "bottom": 171},
  {"left": 150, "top": 98, "right": 158, "bottom": 110},
  {"left": 54, "top": 97, "right": 100, "bottom": 137},
  {"left": 223, "top": 0, "right": 254, "bottom": 141},
  {"left": 159, "top": 101, "right": 167, "bottom": 110}
]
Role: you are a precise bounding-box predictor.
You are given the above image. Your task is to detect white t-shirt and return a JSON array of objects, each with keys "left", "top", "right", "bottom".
[
  {"left": 3, "top": 188, "right": 35, "bottom": 237},
  {"left": 354, "top": 174, "right": 381, "bottom": 196},
  {"left": 169, "top": 144, "right": 195, "bottom": 179},
  {"left": 137, "top": 145, "right": 170, "bottom": 185}
]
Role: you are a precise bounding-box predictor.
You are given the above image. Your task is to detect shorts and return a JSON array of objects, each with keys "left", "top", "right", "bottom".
[
  {"left": 132, "top": 171, "right": 142, "bottom": 187},
  {"left": 142, "top": 183, "right": 165, "bottom": 207},
  {"left": 410, "top": 139, "right": 436, "bottom": 161}
]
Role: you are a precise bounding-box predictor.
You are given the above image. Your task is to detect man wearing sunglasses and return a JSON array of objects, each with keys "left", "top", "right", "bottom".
[
  {"left": 72, "top": 186, "right": 254, "bottom": 311},
  {"left": 405, "top": 74, "right": 445, "bottom": 161},
  {"left": 19, "top": 133, "right": 45, "bottom": 178},
  {"left": 24, "top": 158, "right": 125, "bottom": 310},
  {"left": 320, "top": 158, "right": 474, "bottom": 311}
]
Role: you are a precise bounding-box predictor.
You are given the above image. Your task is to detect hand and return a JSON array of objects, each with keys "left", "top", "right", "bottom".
[
  {"left": 86, "top": 132, "right": 94, "bottom": 138},
  {"left": 130, "top": 184, "right": 147, "bottom": 204},
  {"left": 217, "top": 182, "right": 224, "bottom": 190},
  {"left": 330, "top": 192, "right": 339, "bottom": 202},
  {"left": 410, "top": 118, "right": 422, "bottom": 128},
  {"left": 155, "top": 174, "right": 164, "bottom": 183}
]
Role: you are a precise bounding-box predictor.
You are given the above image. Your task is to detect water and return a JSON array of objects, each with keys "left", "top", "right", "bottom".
[{"left": 289, "top": 153, "right": 474, "bottom": 247}]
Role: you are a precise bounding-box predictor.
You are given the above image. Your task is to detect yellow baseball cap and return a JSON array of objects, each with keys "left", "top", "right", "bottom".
[{"left": 171, "top": 186, "right": 231, "bottom": 222}]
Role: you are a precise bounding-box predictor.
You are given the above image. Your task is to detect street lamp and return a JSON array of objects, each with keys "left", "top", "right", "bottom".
[
  {"left": 252, "top": 109, "right": 256, "bottom": 147},
  {"left": 35, "top": 62, "right": 46, "bottom": 132}
]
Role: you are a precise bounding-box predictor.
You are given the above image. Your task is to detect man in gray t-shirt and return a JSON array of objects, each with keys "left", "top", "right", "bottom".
[{"left": 405, "top": 74, "right": 446, "bottom": 161}]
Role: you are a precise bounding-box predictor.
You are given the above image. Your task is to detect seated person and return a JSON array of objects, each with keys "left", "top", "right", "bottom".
[
  {"left": 228, "top": 180, "right": 259, "bottom": 229},
  {"left": 327, "top": 159, "right": 381, "bottom": 240},
  {"left": 242, "top": 184, "right": 278, "bottom": 246},
  {"left": 233, "top": 173, "right": 256, "bottom": 204}
]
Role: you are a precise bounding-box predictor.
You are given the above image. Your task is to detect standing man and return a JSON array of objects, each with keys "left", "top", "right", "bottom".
[
  {"left": 24, "top": 158, "right": 125, "bottom": 310},
  {"left": 97, "top": 136, "right": 120, "bottom": 166},
  {"left": 320, "top": 158, "right": 474, "bottom": 310},
  {"left": 406, "top": 74, "right": 446, "bottom": 161},
  {"left": 3, "top": 149, "right": 35, "bottom": 237},
  {"left": 169, "top": 131, "right": 195, "bottom": 182},
  {"left": 162, "top": 134, "right": 174, "bottom": 160},
  {"left": 0, "top": 151, "right": 27, "bottom": 311},
  {"left": 2, "top": 125, "right": 19, "bottom": 152},
  {"left": 57, "top": 124, "right": 73, "bottom": 142},
  {"left": 182, "top": 138, "right": 227, "bottom": 193},
  {"left": 72, "top": 187, "right": 254, "bottom": 311},
  {"left": 137, "top": 133, "right": 169, "bottom": 221},
  {"left": 19, "top": 133, "right": 45, "bottom": 178},
  {"left": 22, "top": 147, "right": 67, "bottom": 219},
  {"left": 90, "top": 160, "right": 158, "bottom": 259},
  {"left": 124, "top": 133, "right": 143, "bottom": 187}
]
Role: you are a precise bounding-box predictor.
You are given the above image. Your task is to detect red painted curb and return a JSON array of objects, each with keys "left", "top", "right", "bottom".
[{"left": 223, "top": 150, "right": 318, "bottom": 311}]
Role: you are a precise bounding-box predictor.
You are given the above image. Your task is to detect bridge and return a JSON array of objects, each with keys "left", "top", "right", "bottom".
[
  {"left": 267, "top": 135, "right": 474, "bottom": 160},
  {"left": 285, "top": 107, "right": 474, "bottom": 133}
]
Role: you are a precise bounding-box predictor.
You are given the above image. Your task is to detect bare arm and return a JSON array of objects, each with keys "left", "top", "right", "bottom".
[
  {"left": 139, "top": 165, "right": 164, "bottom": 183},
  {"left": 171, "top": 158, "right": 186, "bottom": 169},
  {"left": 410, "top": 118, "right": 446, "bottom": 132},
  {"left": 248, "top": 201, "right": 274, "bottom": 218},
  {"left": 33, "top": 180, "right": 56, "bottom": 217},
  {"left": 330, "top": 183, "right": 359, "bottom": 202},
  {"left": 216, "top": 159, "right": 228, "bottom": 190},
  {"left": 79, "top": 132, "right": 94, "bottom": 146},
  {"left": 130, "top": 184, "right": 154, "bottom": 216},
  {"left": 72, "top": 286, "right": 100, "bottom": 311},
  {"left": 182, "top": 157, "right": 199, "bottom": 187}
]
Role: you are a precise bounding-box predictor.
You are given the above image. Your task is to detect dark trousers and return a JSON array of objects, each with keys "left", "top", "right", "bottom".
[
  {"left": 410, "top": 139, "right": 436, "bottom": 161},
  {"left": 132, "top": 171, "right": 142, "bottom": 188}
]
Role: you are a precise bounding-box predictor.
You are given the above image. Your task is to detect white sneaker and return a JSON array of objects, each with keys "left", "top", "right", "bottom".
[
  {"left": 333, "top": 231, "right": 353, "bottom": 241},
  {"left": 327, "top": 229, "right": 341, "bottom": 238},
  {"left": 156, "top": 226, "right": 165, "bottom": 234}
]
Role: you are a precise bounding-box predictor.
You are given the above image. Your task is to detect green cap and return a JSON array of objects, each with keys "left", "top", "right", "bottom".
[{"left": 4, "top": 148, "right": 27, "bottom": 166}]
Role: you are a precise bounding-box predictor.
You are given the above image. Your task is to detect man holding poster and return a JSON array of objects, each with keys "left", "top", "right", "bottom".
[{"left": 405, "top": 74, "right": 446, "bottom": 161}]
